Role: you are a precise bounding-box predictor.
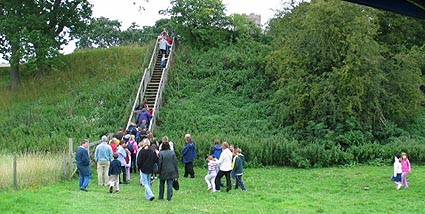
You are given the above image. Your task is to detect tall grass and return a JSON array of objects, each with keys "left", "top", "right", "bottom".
[{"left": 0, "top": 153, "right": 64, "bottom": 190}]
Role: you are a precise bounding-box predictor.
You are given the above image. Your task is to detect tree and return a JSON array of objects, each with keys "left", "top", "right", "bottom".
[
  {"left": 76, "top": 17, "right": 122, "bottom": 49},
  {"left": 265, "top": 0, "right": 424, "bottom": 142},
  {"left": 162, "top": 0, "right": 230, "bottom": 47},
  {"left": 0, "top": 0, "right": 92, "bottom": 87}
]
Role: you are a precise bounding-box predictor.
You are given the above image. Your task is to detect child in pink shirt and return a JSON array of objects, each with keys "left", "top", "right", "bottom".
[{"left": 401, "top": 152, "right": 412, "bottom": 189}]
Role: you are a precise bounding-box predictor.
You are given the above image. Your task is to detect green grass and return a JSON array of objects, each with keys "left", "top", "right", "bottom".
[{"left": 1, "top": 165, "right": 424, "bottom": 213}]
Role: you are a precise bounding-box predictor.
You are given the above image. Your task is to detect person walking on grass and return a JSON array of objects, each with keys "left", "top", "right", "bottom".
[
  {"left": 109, "top": 153, "right": 121, "bottom": 193},
  {"left": 117, "top": 140, "right": 130, "bottom": 184},
  {"left": 182, "top": 134, "right": 196, "bottom": 178},
  {"left": 233, "top": 148, "right": 247, "bottom": 192},
  {"left": 95, "top": 135, "right": 113, "bottom": 186},
  {"left": 401, "top": 152, "right": 412, "bottom": 189},
  {"left": 214, "top": 142, "right": 233, "bottom": 192},
  {"left": 76, "top": 139, "right": 91, "bottom": 191},
  {"left": 137, "top": 139, "right": 158, "bottom": 201},
  {"left": 158, "top": 141, "right": 179, "bottom": 201},
  {"left": 391, "top": 154, "right": 402, "bottom": 190}
]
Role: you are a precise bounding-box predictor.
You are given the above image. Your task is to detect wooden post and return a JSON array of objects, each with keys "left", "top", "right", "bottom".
[
  {"left": 13, "top": 154, "right": 17, "bottom": 190},
  {"left": 63, "top": 150, "right": 67, "bottom": 179}
]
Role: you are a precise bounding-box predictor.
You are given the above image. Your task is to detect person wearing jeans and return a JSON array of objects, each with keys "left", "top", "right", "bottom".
[
  {"left": 137, "top": 139, "right": 157, "bottom": 200},
  {"left": 76, "top": 139, "right": 91, "bottom": 191}
]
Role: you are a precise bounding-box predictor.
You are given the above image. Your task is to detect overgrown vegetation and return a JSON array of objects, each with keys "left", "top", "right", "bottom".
[{"left": 0, "top": 46, "right": 149, "bottom": 152}]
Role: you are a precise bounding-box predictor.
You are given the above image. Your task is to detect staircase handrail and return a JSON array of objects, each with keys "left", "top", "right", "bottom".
[
  {"left": 148, "top": 39, "right": 176, "bottom": 133},
  {"left": 126, "top": 40, "right": 159, "bottom": 130}
]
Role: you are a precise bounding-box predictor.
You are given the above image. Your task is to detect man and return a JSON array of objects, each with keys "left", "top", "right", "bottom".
[
  {"left": 181, "top": 134, "right": 196, "bottom": 178},
  {"left": 95, "top": 135, "right": 113, "bottom": 186},
  {"left": 76, "top": 139, "right": 91, "bottom": 191}
]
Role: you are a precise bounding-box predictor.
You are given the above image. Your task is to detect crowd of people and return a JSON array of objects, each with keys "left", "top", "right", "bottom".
[{"left": 75, "top": 126, "right": 248, "bottom": 200}]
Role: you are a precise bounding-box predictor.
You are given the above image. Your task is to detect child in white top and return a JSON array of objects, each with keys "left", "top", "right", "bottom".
[
  {"left": 204, "top": 155, "right": 218, "bottom": 192},
  {"left": 390, "top": 154, "right": 402, "bottom": 190}
]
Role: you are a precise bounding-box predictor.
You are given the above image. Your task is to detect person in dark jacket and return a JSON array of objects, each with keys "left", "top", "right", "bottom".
[
  {"left": 75, "top": 139, "right": 91, "bottom": 191},
  {"left": 182, "top": 134, "right": 196, "bottom": 178},
  {"left": 158, "top": 141, "right": 179, "bottom": 201},
  {"left": 137, "top": 139, "right": 158, "bottom": 201},
  {"left": 233, "top": 148, "right": 247, "bottom": 191},
  {"left": 109, "top": 153, "right": 122, "bottom": 193}
]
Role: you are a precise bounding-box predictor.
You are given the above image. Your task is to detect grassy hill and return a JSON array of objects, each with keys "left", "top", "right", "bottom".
[{"left": 0, "top": 46, "right": 150, "bottom": 152}]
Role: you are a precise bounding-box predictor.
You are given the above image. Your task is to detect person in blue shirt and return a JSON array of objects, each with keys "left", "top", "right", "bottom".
[
  {"left": 182, "top": 134, "right": 197, "bottom": 178},
  {"left": 76, "top": 139, "right": 91, "bottom": 191}
]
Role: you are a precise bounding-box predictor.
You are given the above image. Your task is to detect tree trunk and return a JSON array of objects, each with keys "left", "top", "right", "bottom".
[{"left": 8, "top": 40, "right": 21, "bottom": 89}]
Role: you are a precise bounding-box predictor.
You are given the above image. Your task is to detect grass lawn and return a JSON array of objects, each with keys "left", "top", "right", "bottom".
[{"left": 1, "top": 165, "right": 424, "bottom": 213}]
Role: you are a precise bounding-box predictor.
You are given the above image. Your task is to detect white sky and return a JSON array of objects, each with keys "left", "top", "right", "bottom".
[{"left": 1, "top": 0, "right": 284, "bottom": 63}]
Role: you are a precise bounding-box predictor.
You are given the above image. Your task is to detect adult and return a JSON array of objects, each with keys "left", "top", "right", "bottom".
[
  {"left": 182, "top": 134, "right": 196, "bottom": 178},
  {"left": 158, "top": 142, "right": 179, "bottom": 201},
  {"left": 158, "top": 36, "right": 168, "bottom": 56},
  {"left": 109, "top": 137, "right": 118, "bottom": 153},
  {"left": 75, "top": 139, "right": 91, "bottom": 191},
  {"left": 95, "top": 135, "right": 113, "bottom": 186},
  {"left": 211, "top": 139, "right": 222, "bottom": 159},
  {"left": 214, "top": 142, "right": 233, "bottom": 192},
  {"left": 137, "top": 139, "right": 158, "bottom": 201},
  {"left": 117, "top": 140, "right": 130, "bottom": 184},
  {"left": 159, "top": 136, "right": 174, "bottom": 151},
  {"left": 137, "top": 108, "right": 152, "bottom": 128}
]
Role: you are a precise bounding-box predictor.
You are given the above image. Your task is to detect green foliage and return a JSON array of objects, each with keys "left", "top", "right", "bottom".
[
  {"left": 163, "top": 0, "right": 231, "bottom": 47},
  {"left": 76, "top": 17, "right": 122, "bottom": 48},
  {"left": 0, "top": 46, "right": 148, "bottom": 152},
  {"left": 265, "top": 0, "right": 424, "bottom": 142}
]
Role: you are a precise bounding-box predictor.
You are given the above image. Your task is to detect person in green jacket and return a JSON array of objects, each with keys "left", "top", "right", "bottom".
[{"left": 233, "top": 148, "right": 247, "bottom": 191}]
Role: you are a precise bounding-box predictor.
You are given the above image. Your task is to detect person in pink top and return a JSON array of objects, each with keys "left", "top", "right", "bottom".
[{"left": 401, "top": 152, "right": 412, "bottom": 189}]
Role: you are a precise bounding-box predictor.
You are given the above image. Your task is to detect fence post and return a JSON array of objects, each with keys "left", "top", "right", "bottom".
[
  {"left": 13, "top": 154, "right": 17, "bottom": 190},
  {"left": 63, "top": 150, "right": 67, "bottom": 179}
]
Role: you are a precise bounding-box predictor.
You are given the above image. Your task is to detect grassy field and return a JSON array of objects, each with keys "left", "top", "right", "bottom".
[{"left": 1, "top": 165, "right": 424, "bottom": 213}]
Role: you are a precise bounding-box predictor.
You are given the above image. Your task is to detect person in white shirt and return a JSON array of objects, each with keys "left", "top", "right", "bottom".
[{"left": 214, "top": 142, "right": 233, "bottom": 192}]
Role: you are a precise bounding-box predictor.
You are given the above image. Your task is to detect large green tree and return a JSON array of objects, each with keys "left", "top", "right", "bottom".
[
  {"left": 0, "top": 0, "right": 92, "bottom": 88},
  {"left": 162, "top": 0, "right": 230, "bottom": 46},
  {"left": 266, "top": 0, "right": 423, "bottom": 142},
  {"left": 76, "top": 17, "right": 122, "bottom": 48}
]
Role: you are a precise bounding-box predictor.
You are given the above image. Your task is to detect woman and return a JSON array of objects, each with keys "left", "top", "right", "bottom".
[
  {"left": 158, "top": 141, "right": 179, "bottom": 201},
  {"left": 137, "top": 139, "right": 157, "bottom": 201},
  {"left": 214, "top": 142, "right": 233, "bottom": 192}
]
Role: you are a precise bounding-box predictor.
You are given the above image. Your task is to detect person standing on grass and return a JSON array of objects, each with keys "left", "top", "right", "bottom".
[
  {"left": 76, "top": 139, "right": 91, "bottom": 191},
  {"left": 401, "top": 152, "right": 412, "bottom": 189},
  {"left": 391, "top": 154, "right": 402, "bottom": 190},
  {"left": 109, "top": 153, "right": 121, "bottom": 193},
  {"left": 214, "top": 142, "right": 233, "bottom": 192},
  {"left": 95, "top": 135, "right": 113, "bottom": 186},
  {"left": 182, "top": 134, "right": 196, "bottom": 178},
  {"left": 233, "top": 148, "right": 247, "bottom": 192},
  {"left": 158, "top": 141, "right": 179, "bottom": 201},
  {"left": 137, "top": 138, "right": 158, "bottom": 201},
  {"left": 205, "top": 155, "right": 218, "bottom": 192},
  {"left": 128, "top": 135, "right": 139, "bottom": 173},
  {"left": 117, "top": 140, "right": 130, "bottom": 184}
]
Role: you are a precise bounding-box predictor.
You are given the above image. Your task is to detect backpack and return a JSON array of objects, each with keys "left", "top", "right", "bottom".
[{"left": 127, "top": 141, "right": 134, "bottom": 154}]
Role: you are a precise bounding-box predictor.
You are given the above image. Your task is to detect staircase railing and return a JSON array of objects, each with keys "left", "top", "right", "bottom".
[
  {"left": 148, "top": 39, "right": 176, "bottom": 133},
  {"left": 126, "top": 40, "right": 159, "bottom": 130}
]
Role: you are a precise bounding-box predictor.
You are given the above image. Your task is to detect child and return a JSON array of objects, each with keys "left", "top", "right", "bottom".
[
  {"left": 233, "top": 148, "right": 247, "bottom": 191},
  {"left": 401, "top": 152, "right": 412, "bottom": 189},
  {"left": 205, "top": 155, "right": 218, "bottom": 192},
  {"left": 390, "top": 154, "right": 402, "bottom": 190},
  {"left": 109, "top": 153, "right": 121, "bottom": 193}
]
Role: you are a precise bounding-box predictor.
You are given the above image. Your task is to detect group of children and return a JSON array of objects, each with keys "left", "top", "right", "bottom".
[
  {"left": 391, "top": 152, "right": 412, "bottom": 190},
  {"left": 205, "top": 141, "right": 247, "bottom": 192}
]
